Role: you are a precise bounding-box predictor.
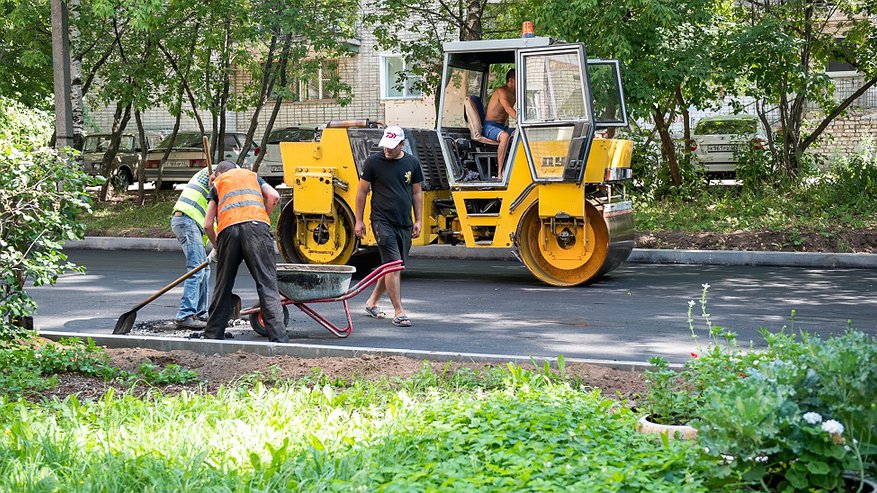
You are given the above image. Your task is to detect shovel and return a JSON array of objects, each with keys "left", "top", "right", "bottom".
[
  {"left": 113, "top": 261, "right": 209, "bottom": 334},
  {"left": 113, "top": 261, "right": 242, "bottom": 334}
]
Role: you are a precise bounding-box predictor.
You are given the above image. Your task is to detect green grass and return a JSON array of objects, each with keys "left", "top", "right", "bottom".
[
  {"left": 632, "top": 186, "right": 877, "bottom": 234},
  {"left": 0, "top": 363, "right": 718, "bottom": 492},
  {"left": 83, "top": 192, "right": 282, "bottom": 238}
]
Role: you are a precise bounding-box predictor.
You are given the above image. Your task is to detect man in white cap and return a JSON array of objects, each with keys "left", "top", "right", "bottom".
[{"left": 354, "top": 126, "right": 423, "bottom": 327}]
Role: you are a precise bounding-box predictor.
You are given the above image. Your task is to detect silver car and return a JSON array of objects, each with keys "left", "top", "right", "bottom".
[
  {"left": 690, "top": 115, "right": 766, "bottom": 176},
  {"left": 144, "top": 132, "right": 257, "bottom": 189},
  {"left": 256, "top": 127, "right": 319, "bottom": 186}
]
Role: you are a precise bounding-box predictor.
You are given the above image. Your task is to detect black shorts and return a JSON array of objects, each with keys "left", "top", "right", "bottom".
[{"left": 372, "top": 220, "right": 412, "bottom": 264}]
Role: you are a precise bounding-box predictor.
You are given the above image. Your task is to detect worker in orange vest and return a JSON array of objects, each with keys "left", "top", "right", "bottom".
[{"left": 200, "top": 160, "right": 289, "bottom": 342}]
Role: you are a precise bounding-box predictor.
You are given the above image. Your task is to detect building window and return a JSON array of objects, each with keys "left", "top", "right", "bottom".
[
  {"left": 298, "top": 60, "right": 339, "bottom": 101},
  {"left": 826, "top": 38, "right": 857, "bottom": 75},
  {"left": 381, "top": 55, "right": 422, "bottom": 99}
]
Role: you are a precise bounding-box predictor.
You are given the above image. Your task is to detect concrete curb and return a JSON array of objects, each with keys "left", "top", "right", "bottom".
[
  {"left": 39, "top": 331, "right": 653, "bottom": 372},
  {"left": 65, "top": 236, "right": 877, "bottom": 268}
]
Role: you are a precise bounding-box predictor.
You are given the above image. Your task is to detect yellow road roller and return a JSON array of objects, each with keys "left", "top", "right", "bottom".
[{"left": 277, "top": 36, "right": 633, "bottom": 287}]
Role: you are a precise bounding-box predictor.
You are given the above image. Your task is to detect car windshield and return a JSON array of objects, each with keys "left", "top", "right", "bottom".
[
  {"left": 155, "top": 132, "right": 206, "bottom": 149},
  {"left": 695, "top": 118, "right": 758, "bottom": 135},
  {"left": 267, "top": 128, "right": 316, "bottom": 144},
  {"left": 83, "top": 136, "right": 110, "bottom": 152}
]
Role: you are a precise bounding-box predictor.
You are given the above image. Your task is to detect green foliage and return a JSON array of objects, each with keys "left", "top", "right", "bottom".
[
  {"left": 0, "top": 363, "right": 718, "bottom": 492},
  {"left": 0, "top": 338, "right": 113, "bottom": 396},
  {"left": 644, "top": 284, "right": 758, "bottom": 425},
  {"left": 820, "top": 142, "right": 877, "bottom": 207},
  {"left": 0, "top": 0, "right": 54, "bottom": 108},
  {"left": 124, "top": 362, "right": 200, "bottom": 386},
  {"left": 0, "top": 100, "right": 95, "bottom": 337},
  {"left": 695, "top": 330, "right": 877, "bottom": 490},
  {"left": 717, "top": 0, "right": 877, "bottom": 170},
  {"left": 0, "top": 337, "right": 201, "bottom": 397},
  {"left": 642, "top": 285, "right": 877, "bottom": 489},
  {"left": 632, "top": 146, "right": 877, "bottom": 240}
]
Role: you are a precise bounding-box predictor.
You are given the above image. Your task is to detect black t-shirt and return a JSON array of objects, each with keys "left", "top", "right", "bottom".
[{"left": 361, "top": 152, "right": 423, "bottom": 227}]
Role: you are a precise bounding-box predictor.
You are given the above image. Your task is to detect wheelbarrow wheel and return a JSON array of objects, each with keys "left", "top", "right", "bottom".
[{"left": 249, "top": 305, "right": 290, "bottom": 337}]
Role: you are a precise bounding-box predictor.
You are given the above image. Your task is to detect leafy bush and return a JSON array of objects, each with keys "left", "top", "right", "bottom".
[
  {"left": 625, "top": 127, "right": 705, "bottom": 201},
  {"left": 820, "top": 143, "right": 877, "bottom": 207},
  {"left": 643, "top": 286, "right": 877, "bottom": 490},
  {"left": 0, "top": 337, "right": 200, "bottom": 397},
  {"left": 644, "top": 284, "right": 759, "bottom": 425},
  {"left": 0, "top": 99, "right": 96, "bottom": 337}
]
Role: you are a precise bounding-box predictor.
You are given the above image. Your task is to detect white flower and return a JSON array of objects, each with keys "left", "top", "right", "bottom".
[
  {"left": 802, "top": 412, "right": 822, "bottom": 425},
  {"left": 822, "top": 419, "right": 844, "bottom": 435},
  {"left": 752, "top": 360, "right": 760, "bottom": 367},
  {"left": 702, "top": 283, "right": 711, "bottom": 289},
  {"left": 688, "top": 300, "right": 696, "bottom": 307}
]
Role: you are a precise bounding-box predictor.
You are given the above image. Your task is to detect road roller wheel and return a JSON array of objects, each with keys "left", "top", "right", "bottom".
[
  {"left": 516, "top": 201, "right": 609, "bottom": 287},
  {"left": 276, "top": 195, "right": 357, "bottom": 265}
]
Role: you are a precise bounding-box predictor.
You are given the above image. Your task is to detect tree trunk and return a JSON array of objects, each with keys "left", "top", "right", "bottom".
[
  {"left": 98, "top": 102, "right": 132, "bottom": 201},
  {"left": 238, "top": 34, "right": 281, "bottom": 167},
  {"left": 215, "top": 20, "right": 233, "bottom": 165},
  {"left": 462, "top": 0, "right": 483, "bottom": 41},
  {"left": 653, "top": 107, "right": 681, "bottom": 186},
  {"left": 675, "top": 87, "right": 691, "bottom": 158},
  {"left": 68, "top": 0, "right": 85, "bottom": 150},
  {"left": 252, "top": 36, "right": 296, "bottom": 174},
  {"left": 134, "top": 109, "right": 147, "bottom": 205},
  {"left": 153, "top": 112, "right": 182, "bottom": 203}
]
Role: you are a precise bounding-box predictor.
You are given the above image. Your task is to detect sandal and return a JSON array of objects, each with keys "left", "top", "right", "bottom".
[
  {"left": 392, "top": 315, "right": 412, "bottom": 327},
  {"left": 365, "top": 305, "right": 386, "bottom": 319}
]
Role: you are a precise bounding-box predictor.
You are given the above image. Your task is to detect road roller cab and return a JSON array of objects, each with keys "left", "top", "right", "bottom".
[{"left": 277, "top": 36, "right": 635, "bottom": 286}]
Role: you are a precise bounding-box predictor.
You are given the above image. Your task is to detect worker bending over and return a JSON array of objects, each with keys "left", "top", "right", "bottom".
[{"left": 201, "top": 160, "right": 289, "bottom": 343}]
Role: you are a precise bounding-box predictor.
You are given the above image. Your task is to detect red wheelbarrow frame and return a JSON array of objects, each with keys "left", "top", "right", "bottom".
[{"left": 240, "top": 260, "right": 405, "bottom": 338}]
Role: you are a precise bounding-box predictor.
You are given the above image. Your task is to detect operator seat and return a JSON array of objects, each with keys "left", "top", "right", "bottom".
[
  {"left": 462, "top": 96, "right": 501, "bottom": 179},
  {"left": 463, "top": 96, "right": 499, "bottom": 146}
]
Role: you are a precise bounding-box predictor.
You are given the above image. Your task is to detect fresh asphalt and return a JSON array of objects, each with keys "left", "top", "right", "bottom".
[{"left": 30, "top": 242, "right": 877, "bottom": 366}]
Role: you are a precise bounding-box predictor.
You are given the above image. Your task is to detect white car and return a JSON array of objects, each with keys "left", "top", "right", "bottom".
[
  {"left": 256, "top": 127, "right": 319, "bottom": 186},
  {"left": 690, "top": 115, "right": 766, "bottom": 176},
  {"left": 144, "top": 132, "right": 259, "bottom": 189}
]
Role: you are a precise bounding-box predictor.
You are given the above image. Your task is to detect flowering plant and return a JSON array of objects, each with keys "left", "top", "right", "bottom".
[
  {"left": 642, "top": 284, "right": 759, "bottom": 425},
  {"left": 696, "top": 362, "right": 851, "bottom": 491}
]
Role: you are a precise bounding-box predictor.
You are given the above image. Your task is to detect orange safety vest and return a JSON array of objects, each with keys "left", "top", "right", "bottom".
[{"left": 214, "top": 168, "right": 270, "bottom": 235}]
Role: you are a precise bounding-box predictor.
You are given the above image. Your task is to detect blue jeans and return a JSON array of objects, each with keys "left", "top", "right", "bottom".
[{"left": 171, "top": 214, "right": 209, "bottom": 321}]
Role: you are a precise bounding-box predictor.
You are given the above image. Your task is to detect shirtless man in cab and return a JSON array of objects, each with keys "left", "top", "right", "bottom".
[{"left": 483, "top": 69, "right": 516, "bottom": 177}]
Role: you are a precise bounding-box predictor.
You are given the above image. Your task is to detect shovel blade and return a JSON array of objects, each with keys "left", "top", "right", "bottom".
[
  {"left": 231, "top": 294, "right": 242, "bottom": 319},
  {"left": 113, "top": 310, "right": 137, "bottom": 335}
]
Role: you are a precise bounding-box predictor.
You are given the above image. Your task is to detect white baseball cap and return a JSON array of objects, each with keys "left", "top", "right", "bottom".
[{"left": 379, "top": 126, "right": 405, "bottom": 149}]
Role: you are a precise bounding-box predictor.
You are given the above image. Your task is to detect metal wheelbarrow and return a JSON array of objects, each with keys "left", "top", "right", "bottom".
[{"left": 239, "top": 260, "right": 404, "bottom": 338}]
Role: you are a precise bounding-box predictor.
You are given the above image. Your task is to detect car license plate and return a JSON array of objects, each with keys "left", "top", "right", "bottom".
[
  {"left": 164, "top": 160, "right": 189, "bottom": 167},
  {"left": 706, "top": 144, "right": 738, "bottom": 153},
  {"left": 270, "top": 165, "right": 283, "bottom": 173}
]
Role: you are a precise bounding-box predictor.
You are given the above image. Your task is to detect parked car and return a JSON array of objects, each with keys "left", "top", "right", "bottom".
[
  {"left": 690, "top": 114, "right": 766, "bottom": 176},
  {"left": 256, "top": 126, "right": 319, "bottom": 185},
  {"left": 80, "top": 131, "right": 165, "bottom": 189},
  {"left": 144, "top": 132, "right": 259, "bottom": 189}
]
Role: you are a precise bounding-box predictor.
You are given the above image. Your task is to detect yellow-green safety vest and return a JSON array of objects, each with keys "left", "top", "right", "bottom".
[{"left": 173, "top": 168, "right": 211, "bottom": 242}]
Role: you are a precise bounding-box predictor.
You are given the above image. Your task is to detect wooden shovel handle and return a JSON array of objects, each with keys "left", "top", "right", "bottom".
[
  {"left": 202, "top": 135, "right": 213, "bottom": 183},
  {"left": 130, "top": 261, "right": 209, "bottom": 312}
]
